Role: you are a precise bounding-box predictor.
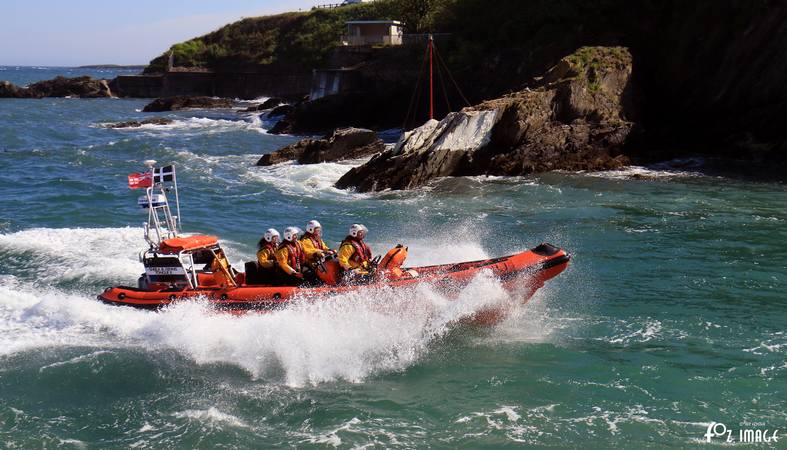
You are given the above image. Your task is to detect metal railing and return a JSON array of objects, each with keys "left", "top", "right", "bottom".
[
  {"left": 313, "top": 3, "right": 344, "bottom": 9},
  {"left": 339, "top": 33, "right": 452, "bottom": 47}
]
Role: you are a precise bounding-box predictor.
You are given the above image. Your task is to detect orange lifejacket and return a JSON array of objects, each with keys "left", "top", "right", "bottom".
[
  {"left": 304, "top": 233, "right": 327, "bottom": 251},
  {"left": 279, "top": 240, "right": 305, "bottom": 272},
  {"left": 341, "top": 236, "right": 371, "bottom": 265}
]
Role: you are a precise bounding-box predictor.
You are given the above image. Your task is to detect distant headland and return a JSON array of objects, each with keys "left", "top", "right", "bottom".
[{"left": 76, "top": 65, "right": 146, "bottom": 70}]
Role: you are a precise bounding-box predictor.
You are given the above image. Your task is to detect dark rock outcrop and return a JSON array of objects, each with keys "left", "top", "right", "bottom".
[
  {"left": 336, "top": 47, "right": 636, "bottom": 192},
  {"left": 268, "top": 104, "right": 295, "bottom": 118},
  {"left": 242, "top": 97, "right": 283, "bottom": 112},
  {"left": 268, "top": 91, "right": 409, "bottom": 135},
  {"left": 102, "top": 118, "right": 175, "bottom": 128},
  {"left": 0, "top": 81, "right": 27, "bottom": 98},
  {"left": 257, "top": 127, "right": 385, "bottom": 166},
  {"left": 142, "top": 96, "right": 234, "bottom": 112},
  {"left": 0, "top": 76, "right": 113, "bottom": 98}
]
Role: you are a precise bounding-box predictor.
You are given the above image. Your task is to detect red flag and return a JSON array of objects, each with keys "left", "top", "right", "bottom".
[{"left": 127, "top": 172, "right": 152, "bottom": 189}]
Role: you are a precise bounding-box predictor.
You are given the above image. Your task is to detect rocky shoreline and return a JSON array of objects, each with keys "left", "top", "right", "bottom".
[
  {"left": 142, "top": 96, "right": 235, "bottom": 112},
  {"left": 101, "top": 118, "right": 175, "bottom": 128},
  {"left": 4, "top": 43, "right": 780, "bottom": 193},
  {"left": 3, "top": 0, "right": 786, "bottom": 190},
  {"left": 251, "top": 46, "right": 639, "bottom": 192},
  {"left": 0, "top": 76, "right": 113, "bottom": 98},
  {"left": 257, "top": 128, "right": 384, "bottom": 166}
]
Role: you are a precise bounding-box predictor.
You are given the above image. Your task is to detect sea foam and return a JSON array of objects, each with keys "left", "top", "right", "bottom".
[
  {"left": 0, "top": 226, "right": 549, "bottom": 386},
  {"left": 246, "top": 159, "right": 371, "bottom": 200},
  {"left": 106, "top": 116, "right": 268, "bottom": 135}
]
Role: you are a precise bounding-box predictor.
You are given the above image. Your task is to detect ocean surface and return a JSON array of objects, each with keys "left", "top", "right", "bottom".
[{"left": 0, "top": 67, "right": 785, "bottom": 448}]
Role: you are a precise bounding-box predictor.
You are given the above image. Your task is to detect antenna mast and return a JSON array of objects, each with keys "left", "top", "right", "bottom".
[
  {"left": 428, "top": 34, "right": 434, "bottom": 120},
  {"left": 138, "top": 160, "right": 181, "bottom": 248}
]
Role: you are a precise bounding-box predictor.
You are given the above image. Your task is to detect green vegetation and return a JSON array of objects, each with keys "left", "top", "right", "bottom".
[
  {"left": 143, "top": 0, "right": 628, "bottom": 100},
  {"left": 565, "top": 46, "right": 631, "bottom": 92},
  {"left": 566, "top": 47, "right": 606, "bottom": 92},
  {"left": 144, "top": 0, "right": 453, "bottom": 73}
]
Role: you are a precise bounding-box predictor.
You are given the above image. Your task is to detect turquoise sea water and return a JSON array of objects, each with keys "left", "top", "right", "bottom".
[{"left": 0, "top": 67, "right": 785, "bottom": 448}]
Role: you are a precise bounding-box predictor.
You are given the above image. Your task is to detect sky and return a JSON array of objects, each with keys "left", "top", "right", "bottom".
[{"left": 0, "top": 0, "right": 320, "bottom": 66}]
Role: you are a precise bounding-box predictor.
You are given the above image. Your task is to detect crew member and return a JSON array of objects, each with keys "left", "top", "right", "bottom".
[
  {"left": 299, "top": 220, "right": 333, "bottom": 265},
  {"left": 275, "top": 226, "right": 306, "bottom": 286},
  {"left": 338, "top": 223, "right": 372, "bottom": 280},
  {"left": 253, "top": 228, "right": 280, "bottom": 284},
  {"left": 257, "top": 228, "right": 280, "bottom": 269}
]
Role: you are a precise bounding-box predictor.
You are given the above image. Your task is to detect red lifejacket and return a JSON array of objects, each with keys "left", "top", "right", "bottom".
[
  {"left": 261, "top": 241, "right": 277, "bottom": 254},
  {"left": 280, "top": 240, "right": 304, "bottom": 272},
  {"left": 304, "top": 233, "right": 327, "bottom": 251},
  {"left": 342, "top": 236, "right": 371, "bottom": 264}
]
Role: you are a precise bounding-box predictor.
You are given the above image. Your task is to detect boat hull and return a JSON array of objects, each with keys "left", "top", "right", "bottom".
[{"left": 97, "top": 244, "right": 570, "bottom": 313}]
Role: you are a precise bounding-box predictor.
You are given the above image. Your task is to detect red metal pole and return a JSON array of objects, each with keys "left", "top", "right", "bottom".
[{"left": 428, "top": 34, "right": 434, "bottom": 120}]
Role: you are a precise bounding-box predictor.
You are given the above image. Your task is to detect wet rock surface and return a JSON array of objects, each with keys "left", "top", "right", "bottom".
[
  {"left": 268, "top": 91, "right": 407, "bottom": 135},
  {"left": 102, "top": 118, "right": 175, "bottom": 128},
  {"left": 268, "top": 104, "right": 295, "bottom": 118},
  {"left": 142, "top": 96, "right": 234, "bottom": 112},
  {"left": 257, "top": 127, "right": 385, "bottom": 166},
  {"left": 242, "top": 97, "right": 283, "bottom": 112}
]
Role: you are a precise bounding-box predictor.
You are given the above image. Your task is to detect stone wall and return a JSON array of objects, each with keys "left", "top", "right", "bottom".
[
  {"left": 111, "top": 75, "right": 163, "bottom": 98},
  {"left": 113, "top": 71, "right": 312, "bottom": 99}
]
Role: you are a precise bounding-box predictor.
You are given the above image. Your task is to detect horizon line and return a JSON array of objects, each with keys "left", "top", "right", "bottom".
[{"left": 0, "top": 64, "right": 148, "bottom": 68}]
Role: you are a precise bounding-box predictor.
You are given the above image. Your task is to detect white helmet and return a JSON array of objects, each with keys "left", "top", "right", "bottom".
[
  {"left": 306, "top": 220, "right": 321, "bottom": 234},
  {"left": 349, "top": 223, "right": 368, "bottom": 238},
  {"left": 283, "top": 226, "right": 301, "bottom": 242},
  {"left": 263, "top": 228, "right": 280, "bottom": 243}
]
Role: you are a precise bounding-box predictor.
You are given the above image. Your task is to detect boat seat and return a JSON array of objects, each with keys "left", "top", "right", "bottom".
[{"left": 244, "top": 261, "right": 275, "bottom": 285}]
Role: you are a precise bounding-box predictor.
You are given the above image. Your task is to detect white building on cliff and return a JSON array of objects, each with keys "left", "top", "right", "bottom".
[{"left": 341, "top": 20, "right": 404, "bottom": 46}]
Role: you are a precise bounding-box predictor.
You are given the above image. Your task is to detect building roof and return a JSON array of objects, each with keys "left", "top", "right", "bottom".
[{"left": 346, "top": 20, "right": 403, "bottom": 25}]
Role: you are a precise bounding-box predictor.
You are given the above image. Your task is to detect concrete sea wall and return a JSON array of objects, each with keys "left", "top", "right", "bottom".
[{"left": 113, "top": 71, "right": 312, "bottom": 99}]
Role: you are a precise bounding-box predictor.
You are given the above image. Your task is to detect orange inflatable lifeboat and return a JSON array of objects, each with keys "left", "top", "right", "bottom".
[
  {"left": 98, "top": 239, "right": 570, "bottom": 314},
  {"left": 102, "top": 162, "right": 571, "bottom": 320}
]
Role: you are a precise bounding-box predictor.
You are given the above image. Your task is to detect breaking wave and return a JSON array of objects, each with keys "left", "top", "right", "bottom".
[
  {"left": 0, "top": 227, "right": 142, "bottom": 284},
  {"left": 586, "top": 158, "right": 708, "bottom": 180},
  {"left": 105, "top": 116, "right": 268, "bottom": 135},
  {"left": 246, "top": 159, "right": 371, "bottom": 200}
]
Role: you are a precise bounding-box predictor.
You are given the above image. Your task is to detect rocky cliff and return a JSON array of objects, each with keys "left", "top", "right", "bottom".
[
  {"left": 266, "top": 1, "right": 787, "bottom": 167},
  {"left": 336, "top": 47, "right": 635, "bottom": 191}
]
